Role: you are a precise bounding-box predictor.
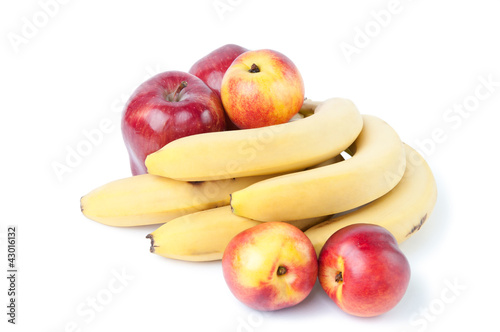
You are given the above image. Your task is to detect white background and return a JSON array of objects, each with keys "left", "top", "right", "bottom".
[{"left": 1, "top": 0, "right": 499, "bottom": 331}]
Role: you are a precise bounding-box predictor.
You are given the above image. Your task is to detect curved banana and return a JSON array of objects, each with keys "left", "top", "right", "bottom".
[
  {"left": 146, "top": 206, "right": 330, "bottom": 261},
  {"left": 80, "top": 173, "right": 277, "bottom": 227},
  {"left": 145, "top": 98, "right": 363, "bottom": 181},
  {"left": 305, "top": 144, "right": 437, "bottom": 255},
  {"left": 80, "top": 151, "right": 344, "bottom": 227},
  {"left": 230, "top": 114, "right": 406, "bottom": 221}
]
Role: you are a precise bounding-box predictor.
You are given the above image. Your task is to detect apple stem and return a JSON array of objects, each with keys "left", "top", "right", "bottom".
[
  {"left": 277, "top": 266, "right": 287, "bottom": 276},
  {"left": 249, "top": 63, "right": 260, "bottom": 73},
  {"left": 169, "top": 81, "right": 188, "bottom": 101},
  {"left": 335, "top": 271, "right": 343, "bottom": 283}
]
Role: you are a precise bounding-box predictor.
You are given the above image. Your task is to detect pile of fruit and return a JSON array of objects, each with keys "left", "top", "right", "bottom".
[{"left": 80, "top": 44, "right": 438, "bottom": 317}]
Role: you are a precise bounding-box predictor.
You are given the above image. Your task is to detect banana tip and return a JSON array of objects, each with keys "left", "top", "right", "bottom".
[
  {"left": 146, "top": 234, "right": 156, "bottom": 253},
  {"left": 229, "top": 194, "right": 234, "bottom": 213},
  {"left": 80, "top": 196, "right": 85, "bottom": 214},
  {"left": 406, "top": 213, "right": 428, "bottom": 237}
]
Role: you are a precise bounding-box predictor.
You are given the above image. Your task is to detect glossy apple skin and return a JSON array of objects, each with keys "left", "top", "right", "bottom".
[
  {"left": 220, "top": 49, "right": 305, "bottom": 129},
  {"left": 189, "top": 44, "right": 248, "bottom": 130},
  {"left": 318, "top": 224, "right": 411, "bottom": 317},
  {"left": 189, "top": 44, "right": 248, "bottom": 98},
  {"left": 121, "top": 71, "right": 225, "bottom": 175},
  {"left": 222, "top": 222, "right": 318, "bottom": 311}
]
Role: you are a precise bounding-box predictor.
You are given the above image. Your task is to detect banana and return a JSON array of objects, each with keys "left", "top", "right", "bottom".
[
  {"left": 146, "top": 206, "right": 331, "bottom": 262},
  {"left": 304, "top": 144, "right": 437, "bottom": 256},
  {"left": 145, "top": 98, "right": 363, "bottom": 181},
  {"left": 80, "top": 153, "right": 344, "bottom": 227},
  {"left": 80, "top": 173, "right": 277, "bottom": 227},
  {"left": 230, "top": 114, "right": 407, "bottom": 221}
]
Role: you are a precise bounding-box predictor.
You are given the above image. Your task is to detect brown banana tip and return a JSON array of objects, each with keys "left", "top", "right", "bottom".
[
  {"left": 146, "top": 234, "right": 156, "bottom": 253},
  {"left": 229, "top": 194, "right": 234, "bottom": 213},
  {"left": 80, "top": 196, "right": 84, "bottom": 213},
  {"left": 406, "top": 213, "right": 428, "bottom": 237}
]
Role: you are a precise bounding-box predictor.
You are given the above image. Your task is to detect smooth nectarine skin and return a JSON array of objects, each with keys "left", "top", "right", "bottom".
[
  {"left": 221, "top": 49, "right": 305, "bottom": 129},
  {"left": 222, "top": 222, "right": 317, "bottom": 311},
  {"left": 318, "top": 224, "right": 411, "bottom": 317}
]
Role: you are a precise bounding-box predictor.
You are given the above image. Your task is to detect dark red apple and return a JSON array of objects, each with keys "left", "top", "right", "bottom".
[
  {"left": 318, "top": 224, "right": 411, "bottom": 317},
  {"left": 189, "top": 44, "right": 248, "bottom": 97},
  {"left": 121, "top": 71, "right": 225, "bottom": 175},
  {"left": 189, "top": 44, "right": 248, "bottom": 130}
]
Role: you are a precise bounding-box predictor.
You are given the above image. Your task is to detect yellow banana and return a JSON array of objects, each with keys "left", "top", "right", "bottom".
[
  {"left": 146, "top": 206, "right": 330, "bottom": 262},
  {"left": 230, "top": 114, "right": 406, "bottom": 221},
  {"left": 80, "top": 153, "right": 344, "bottom": 227},
  {"left": 145, "top": 98, "right": 363, "bottom": 181},
  {"left": 80, "top": 173, "right": 276, "bottom": 227},
  {"left": 305, "top": 144, "right": 437, "bottom": 255}
]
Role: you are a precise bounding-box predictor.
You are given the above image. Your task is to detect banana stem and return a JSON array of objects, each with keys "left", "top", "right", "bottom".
[
  {"left": 299, "top": 98, "right": 321, "bottom": 117},
  {"left": 146, "top": 234, "right": 156, "bottom": 253},
  {"left": 344, "top": 146, "right": 355, "bottom": 157}
]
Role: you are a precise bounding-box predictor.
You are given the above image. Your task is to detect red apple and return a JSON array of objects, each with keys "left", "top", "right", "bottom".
[
  {"left": 222, "top": 222, "right": 318, "bottom": 311},
  {"left": 189, "top": 44, "right": 248, "bottom": 130},
  {"left": 121, "top": 71, "right": 225, "bottom": 175},
  {"left": 189, "top": 44, "right": 248, "bottom": 98},
  {"left": 318, "top": 224, "right": 411, "bottom": 317},
  {"left": 220, "top": 49, "right": 305, "bottom": 129}
]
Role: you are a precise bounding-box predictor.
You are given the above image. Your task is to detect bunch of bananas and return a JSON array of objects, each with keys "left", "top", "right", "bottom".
[{"left": 80, "top": 98, "right": 437, "bottom": 260}]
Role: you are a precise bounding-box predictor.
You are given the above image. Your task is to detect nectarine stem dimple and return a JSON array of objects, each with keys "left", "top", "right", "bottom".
[
  {"left": 249, "top": 63, "right": 260, "bottom": 73},
  {"left": 335, "top": 271, "right": 343, "bottom": 283},
  {"left": 277, "top": 266, "right": 287, "bottom": 276}
]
